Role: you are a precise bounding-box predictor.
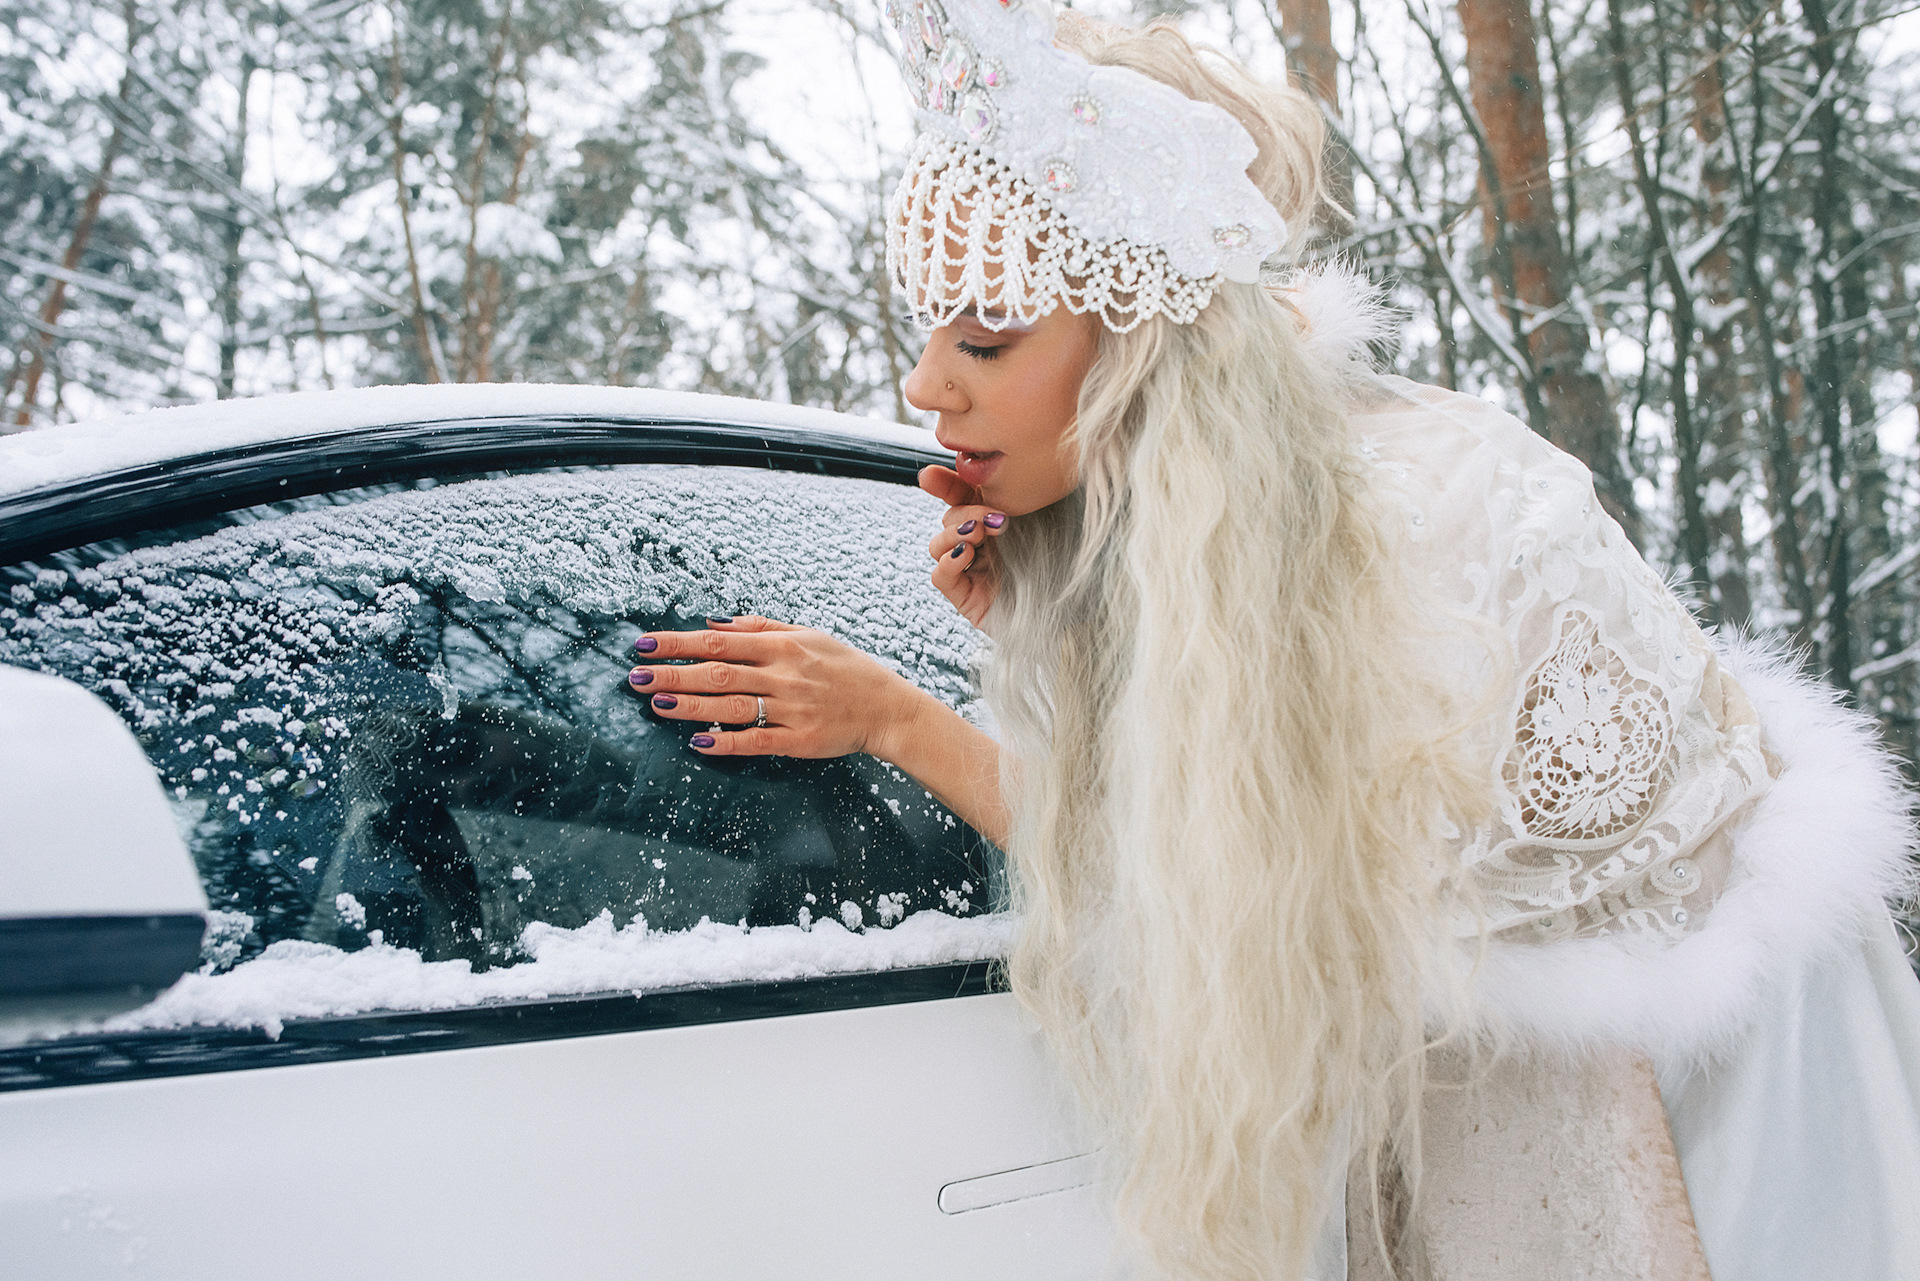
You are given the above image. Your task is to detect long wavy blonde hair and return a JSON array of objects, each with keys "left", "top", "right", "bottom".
[{"left": 975, "top": 19, "right": 1491, "bottom": 1281}]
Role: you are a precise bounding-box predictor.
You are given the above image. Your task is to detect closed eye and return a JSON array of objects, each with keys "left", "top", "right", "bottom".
[{"left": 955, "top": 339, "right": 1004, "bottom": 361}]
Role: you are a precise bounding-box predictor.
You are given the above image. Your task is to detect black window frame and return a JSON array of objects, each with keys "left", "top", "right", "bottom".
[{"left": 0, "top": 410, "right": 1007, "bottom": 1094}]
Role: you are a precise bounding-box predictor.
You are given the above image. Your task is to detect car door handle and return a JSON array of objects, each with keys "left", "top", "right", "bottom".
[{"left": 937, "top": 1153, "right": 1098, "bottom": 1214}]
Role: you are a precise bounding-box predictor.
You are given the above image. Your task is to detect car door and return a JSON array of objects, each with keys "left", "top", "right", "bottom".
[{"left": 0, "top": 453, "right": 1109, "bottom": 1279}]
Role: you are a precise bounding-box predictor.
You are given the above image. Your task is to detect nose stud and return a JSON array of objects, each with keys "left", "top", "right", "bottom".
[{"left": 946, "top": 381, "right": 954, "bottom": 391}]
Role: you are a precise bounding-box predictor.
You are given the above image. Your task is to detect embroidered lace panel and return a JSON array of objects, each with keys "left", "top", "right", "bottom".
[{"left": 1353, "top": 376, "right": 1773, "bottom": 942}]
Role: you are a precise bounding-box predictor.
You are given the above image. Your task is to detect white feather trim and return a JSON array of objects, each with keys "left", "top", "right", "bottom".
[
  {"left": 1465, "top": 634, "right": 1918, "bottom": 1070},
  {"left": 1272, "top": 264, "right": 1398, "bottom": 373}
]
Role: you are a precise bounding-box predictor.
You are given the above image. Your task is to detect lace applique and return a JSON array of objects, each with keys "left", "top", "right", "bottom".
[
  {"left": 1351, "top": 377, "right": 1773, "bottom": 943},
  {"left": 1504, "top": 606, "right": 1674, "bottom": 845}
]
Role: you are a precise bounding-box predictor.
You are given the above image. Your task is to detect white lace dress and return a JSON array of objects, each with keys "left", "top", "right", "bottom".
[{"left": 1351, "top": 374, "right": 1920, "bottom": 1281}]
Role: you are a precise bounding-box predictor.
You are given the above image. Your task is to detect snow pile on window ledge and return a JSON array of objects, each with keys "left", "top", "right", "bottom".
[{"left": 105, "top": 909, "right": 1015, "bottom": 1039}]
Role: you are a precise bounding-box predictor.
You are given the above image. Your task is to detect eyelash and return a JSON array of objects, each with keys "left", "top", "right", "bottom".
[{"left": 955, "top": 339, "right": 1004, "bottom": 361}]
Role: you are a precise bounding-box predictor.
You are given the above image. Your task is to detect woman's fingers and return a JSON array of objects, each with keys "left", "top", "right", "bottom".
[
  {"left": 628, "top": 618, "right": 786, "bottom": 664},
  {"left": 932, "top": 538, "right": 976, "bottom": 582},
  {"left": 930, "top": 542, "right": 994, "bottom": 628},
  {"left": 704, "top": 613, "right": 801, "bottom": 633},
  {"left": 927, "top": 505, "right": 1008, "bottom": 561},
  {"left": 622, "top": 618, "right": 916, "bottom": 759},
  {"left": 626, "top": 658, "right": 771, "bottom": 694},
  {"left": 931, "top": 540, "right": 978, "bottom": 614},
  {"left": 918, "top": 464, "right": 980, "bottom": 509},
  {"left": 688, "top": 726, "right": 791, "bottom": 757},
  {"left": 640, "top": 689, "right": 763, "bottom": 726}
]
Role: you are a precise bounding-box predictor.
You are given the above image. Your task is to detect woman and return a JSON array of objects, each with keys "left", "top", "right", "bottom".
[{"left": 627, "top": 5, "right": 1920, "bottom": 1279}]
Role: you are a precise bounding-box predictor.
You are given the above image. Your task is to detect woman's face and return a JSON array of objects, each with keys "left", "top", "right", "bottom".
[{"left": 903, "top": 305, "right": 1101, "bottom": 515}]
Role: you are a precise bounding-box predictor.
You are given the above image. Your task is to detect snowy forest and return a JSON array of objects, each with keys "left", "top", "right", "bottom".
[{"left": 3, "top": 0, "right": 1919, "bottom": 766}]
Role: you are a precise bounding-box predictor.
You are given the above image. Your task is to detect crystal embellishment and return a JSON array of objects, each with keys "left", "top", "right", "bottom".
[
  {"left": 1042, "top": 159, "right": 1076, "bottom": 193},
  {"left": 979, "top": 59, "right": 1005, "bottom": 89},
  {"left": 1070, "top": 95, "right": 1101, "bottom": 125},
  {"left": 1213, "top": 223, "right": 1252, "bottom": 249},
  {"left": 958, "top": 93, "right": 996, "bottom": 143},
  {"left": 939, "top": 40, "right": 974, "bottom": 91},
  {"left": 926, "top": 64, "right": 953, "bottom": 113}
]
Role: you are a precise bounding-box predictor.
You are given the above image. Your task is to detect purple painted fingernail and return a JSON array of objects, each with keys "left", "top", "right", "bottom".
[
  {"left": 984, "top": 512, "right": 1006, "bottom": 529},
  {"left": 949, "top": 543, "right": 966, "bottom": 559},
  {"left": 691, "top": 733, "right": 715, "bottom": 748},
  {"left": 707, "top": 615, "right": 733, "bottom": 625},
  {"left": 629, "top": 669, "right": 653, "bottom": 687},
  {"left": 652, "top": 693, "right": 678, "bottom": 709},
  {"left": 634, "top": 637, "right": 657, "bottom": 653},
  {"left": 958, "top": 519, "right": 977, "bottom": 535}
]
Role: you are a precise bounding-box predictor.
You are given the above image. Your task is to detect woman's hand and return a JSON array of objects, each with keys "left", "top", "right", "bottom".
[
  {"left": 627, "top": 615, "right": 921, "bottom": 758},
  {"left": 628, "top": 613, "right": 1012, "bottom": 844},
  {"left": 919, "top": 464, "right": 1006, "bottom": 629}
]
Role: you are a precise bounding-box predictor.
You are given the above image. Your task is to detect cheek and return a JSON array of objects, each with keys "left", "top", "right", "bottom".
[{"left": 995, "top": 376, "right": 1084, "bottom": 508}]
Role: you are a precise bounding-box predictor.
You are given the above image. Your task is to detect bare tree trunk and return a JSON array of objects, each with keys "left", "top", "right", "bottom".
[
  {"left": 870, "top": 200, "right": 910, "bottom": 422},
  {"left": 467, "top": 104, "right": 534, "bottom": 385},
  {"left": 1267, "top": 0, "right": 1352, "bottom": 231},
  {"left": 1686, "top": 0, "right": 1754, "bottom": 627},
  {"left": 607, "top": 260, "right": 656, "bottom": 387},
  {"left": 458, "top": 0, "right": 516, "bottom": 383},
  {"left": 9, "top": 1, "right": 138, "bottom": 428},
  {"left": 1800, "top": 0, "right": 1860, "bottom": 690},
  {"left": 1606, "top": 0, "right": 1712, "bottom": 605},
  {"left": 217, "top": 53, "right": 256, "bottom": 401},
  {"left": 1538, "top": 0, "right": 1582, "bottom": 263},
  {"left": 389, "top": 22, "right": 444, "bottom": 383},
  {"left": 1455, "top": 0, "right": 1642, "bottom": 544},
  {"left": 1403, "top": 2, "right": 1547, "bottom": 411},
  {"left": 1726, "top": 22, "right": 1816, "bottom": 652},
  {"left": 1273, "top": 0, "right": 1338, "bottom": 108}
]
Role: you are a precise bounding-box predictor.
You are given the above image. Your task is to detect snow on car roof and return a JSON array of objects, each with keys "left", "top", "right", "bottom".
[{"left": 0, "top": 383, "right": 943, "bottom": 500}]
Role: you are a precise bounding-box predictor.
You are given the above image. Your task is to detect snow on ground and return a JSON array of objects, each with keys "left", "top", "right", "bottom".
[
  {"left": 0, "top": 383, "right": 942, "bottom": 500},
  {"left": 107, "top": 909, "right": 1013, "bottom": 1040}
]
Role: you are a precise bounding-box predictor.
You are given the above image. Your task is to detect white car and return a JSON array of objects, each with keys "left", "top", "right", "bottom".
[{"left": 0, "top": 386, "right": 1107, "bottom": 1279}]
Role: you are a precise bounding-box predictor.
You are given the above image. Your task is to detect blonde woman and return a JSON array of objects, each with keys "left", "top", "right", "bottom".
[{"left": 627, "top": 4, "right": 1920, "bottom": 1278}]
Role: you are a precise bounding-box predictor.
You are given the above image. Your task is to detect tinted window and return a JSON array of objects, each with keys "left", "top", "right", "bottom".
[{"left": 1, "top": 465, "right": 994, "bottom": 983}]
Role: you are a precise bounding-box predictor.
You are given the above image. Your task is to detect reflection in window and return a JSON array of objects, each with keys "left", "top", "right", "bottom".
[{"left": 1, "top": 466, "right": 993, "bottom": 974}]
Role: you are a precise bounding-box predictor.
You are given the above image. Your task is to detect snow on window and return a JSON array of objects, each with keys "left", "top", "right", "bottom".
[{"left": 3, "top": 465, "right": 1000, "bottom": 1032}]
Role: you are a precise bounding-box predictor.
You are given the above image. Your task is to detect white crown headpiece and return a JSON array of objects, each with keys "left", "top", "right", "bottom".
[{"left": 883, "top": 0, "right": 1286, "bottom": 332}]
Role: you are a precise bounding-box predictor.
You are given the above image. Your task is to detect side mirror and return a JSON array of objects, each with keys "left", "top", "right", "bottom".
[{"left": 1, "top": 665, "right": 207, "bottom": 1033}]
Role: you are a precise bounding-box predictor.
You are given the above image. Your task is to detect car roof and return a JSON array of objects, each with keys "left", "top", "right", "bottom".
[
  {"left": 0, "top": 383, "right": 940, "bottom": 500},
  {"left": 0, "top": 385, "right": 948, "bottom": 565}
]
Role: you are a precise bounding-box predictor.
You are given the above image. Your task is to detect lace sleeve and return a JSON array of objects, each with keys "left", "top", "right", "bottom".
[{"left": 1357, "top": 377, "right": 1774, "bottom": 944}]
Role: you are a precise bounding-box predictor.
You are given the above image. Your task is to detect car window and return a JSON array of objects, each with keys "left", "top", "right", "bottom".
[{"left": 1, "top": 464, "right": 1000, "bottom": 1028}]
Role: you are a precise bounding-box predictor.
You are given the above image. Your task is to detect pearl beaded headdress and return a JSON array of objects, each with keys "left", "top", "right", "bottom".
[{"left": 882, "top": 0, "right": 1287, "bottom": 332}]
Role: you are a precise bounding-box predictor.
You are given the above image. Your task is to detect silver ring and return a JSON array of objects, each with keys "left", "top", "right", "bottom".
[{"left": 752, "top": 696, "right": 768, "bottom": 729}]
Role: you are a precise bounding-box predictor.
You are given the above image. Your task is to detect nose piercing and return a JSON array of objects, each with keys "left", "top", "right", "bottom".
[{"left": 946, "top": 381, "right": 954, "bottom": 391}]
